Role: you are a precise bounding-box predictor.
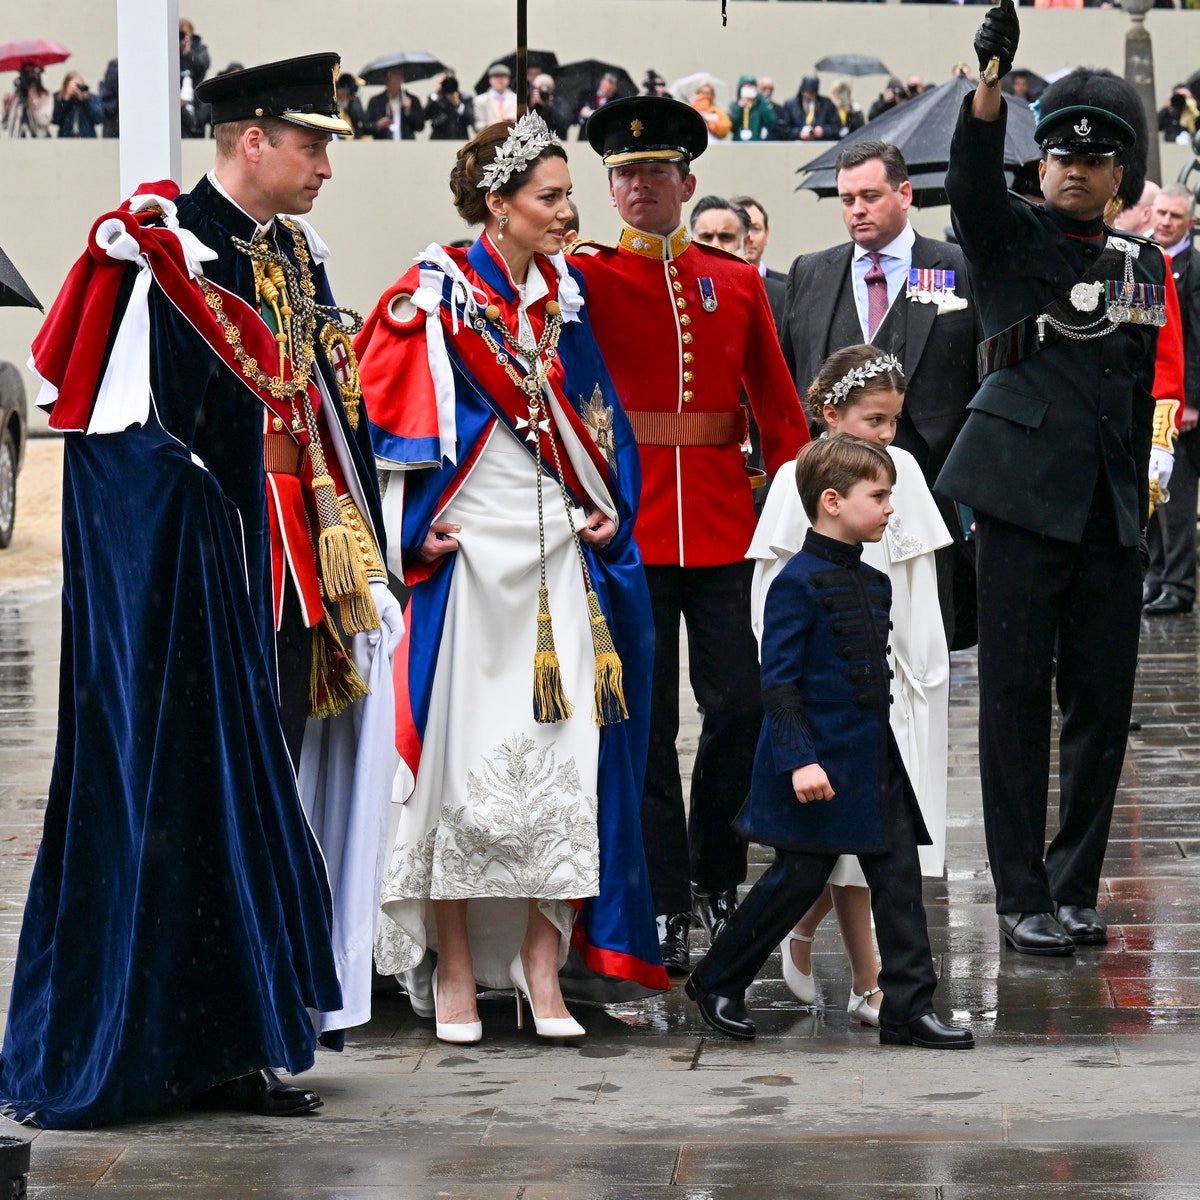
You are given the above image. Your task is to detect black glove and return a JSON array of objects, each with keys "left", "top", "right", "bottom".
[{"left": 974, "top": 0, "right": 1020, "bottom": 82}]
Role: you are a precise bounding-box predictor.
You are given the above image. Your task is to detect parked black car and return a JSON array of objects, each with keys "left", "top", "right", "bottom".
[{"left": 0, "top": 361, "right": 27, "bottom": 549}]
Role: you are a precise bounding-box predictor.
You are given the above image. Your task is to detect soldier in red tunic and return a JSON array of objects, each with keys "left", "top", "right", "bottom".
[{"left": 571, "top": 97, "right": 810, "bottom": 972}]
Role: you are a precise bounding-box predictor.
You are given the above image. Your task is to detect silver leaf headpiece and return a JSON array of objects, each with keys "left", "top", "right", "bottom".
[
  {"left": 822, "top": 354, "right": 904, "bottom": 407},
  {"left": 478, "top": 112, "right": 561, "bottom": 193}
]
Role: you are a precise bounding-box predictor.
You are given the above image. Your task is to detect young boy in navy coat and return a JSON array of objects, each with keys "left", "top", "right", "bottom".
[{"left": 686, "top": 434, "right": 973, "bottom": 1049}]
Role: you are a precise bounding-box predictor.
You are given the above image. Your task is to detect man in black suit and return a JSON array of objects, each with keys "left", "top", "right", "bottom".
[
  {"left": 366, "top": 67, "right": 424, "bottom": 140},
  {"left": 779, "top": 139, "right": 979, "bottom": 646},
  {"left": 1144, "top": 183, "right": 1200, "bottom": 615},
  {"left": 937, "top": 4, "right": 1168, "bottom": 955},
  {"left": 733, "top": 195, "right": 786, "bottom": 332}
]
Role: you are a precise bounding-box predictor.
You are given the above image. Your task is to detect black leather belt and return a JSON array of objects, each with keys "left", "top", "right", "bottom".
[{"left": 976, "top": 315, "right": 1060, "bottom": 382}]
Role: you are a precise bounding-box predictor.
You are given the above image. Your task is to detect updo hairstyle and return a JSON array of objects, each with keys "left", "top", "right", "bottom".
[
  {"left": 449, "top": 121, "right": 569, "bottom": 226},
  {"left": 805, "top": 343, "right": 907, "bottom": 426}
]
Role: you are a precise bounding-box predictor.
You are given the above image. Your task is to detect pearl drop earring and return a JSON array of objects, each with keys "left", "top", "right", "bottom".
[{"left": 498, "top": 214, "right": 508, "bottom": 240}]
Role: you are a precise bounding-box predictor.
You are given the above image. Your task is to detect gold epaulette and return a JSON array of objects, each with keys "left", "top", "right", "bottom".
[{"left": 567, "top": 238, "right": 618, "bottom": 256}]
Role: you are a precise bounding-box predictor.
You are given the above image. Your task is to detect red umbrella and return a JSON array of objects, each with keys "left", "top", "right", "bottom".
[{"left": 0, "top": 39, "right": 70, "bottom": 73}]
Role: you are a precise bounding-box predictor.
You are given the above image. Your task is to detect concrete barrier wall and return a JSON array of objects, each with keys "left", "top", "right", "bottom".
[{"left": 1, "top": 1, "right": 1196, "bottom": 426}]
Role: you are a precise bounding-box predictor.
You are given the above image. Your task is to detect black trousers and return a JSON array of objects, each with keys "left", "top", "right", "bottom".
[
  {"left": 974, "top": 507, "right": 1142, "bottom": 913},
  {"left": 692, "top": 767, "right": 938, "bottom": 1026},
  {"left": 642, "top": 562, "right": 763, "bottom": 915},
  {"left": 1146, "top": 427, "right": 1200, "bottom": 604}
]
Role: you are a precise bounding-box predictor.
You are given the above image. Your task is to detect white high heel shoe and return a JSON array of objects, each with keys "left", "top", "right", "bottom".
[
  {"left": 509, "top": 953, "right": 585, "bottom": 1039},
  {"left": 780, "top": 932, "right": 817, "bottom": 1005},
  {"left": 431, "top": 968, "right": 482, "bottom": 1044},
  {"left": 847, "top": 986, "right": 882, "bottom": 1028}
]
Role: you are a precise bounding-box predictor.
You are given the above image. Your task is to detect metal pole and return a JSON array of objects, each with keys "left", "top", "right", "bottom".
[
  {"left": 117, "top": 0, "right": 181, "bottom": 198},
  {"left": 516, "top": 0, "right": 527, "bottom": 117}
]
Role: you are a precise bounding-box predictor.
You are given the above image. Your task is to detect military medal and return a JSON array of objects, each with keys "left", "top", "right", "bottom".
[
  {"left": 699, "top": 276, "right": 717, "bottom": 312},
  {"left": 908, "top": 268, "right": 956, "bottom": 304},
  {"left": 1070, "top": 281, "right": 1103, "bottom": 313}
]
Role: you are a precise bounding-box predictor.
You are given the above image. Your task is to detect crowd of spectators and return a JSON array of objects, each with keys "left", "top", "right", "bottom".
[{"left": 6, "top": 16, "right": 1197, "bottom": 147}]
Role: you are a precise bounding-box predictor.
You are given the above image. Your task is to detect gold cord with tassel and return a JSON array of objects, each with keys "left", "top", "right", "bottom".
[
  {"left": 586, "top": 588, "right": 627, "bottom": 724},
  {"left": 534, "top": 584, "right": 573, "bottom": 722}
]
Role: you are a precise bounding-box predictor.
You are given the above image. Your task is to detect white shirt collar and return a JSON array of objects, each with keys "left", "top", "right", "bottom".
[
  {"left": 207, "top": 169, "right": 274, "bottom": 238},
  {"left": 852, "top": 221, "right": 916, "bottom": 263}
]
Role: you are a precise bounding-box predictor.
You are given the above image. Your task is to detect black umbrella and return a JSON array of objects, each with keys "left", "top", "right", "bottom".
[
  {"left": 796, "top": 75, "right": 1040, "bottom": 207},
  {"left": 360, "top": 51, "right": 448, "bottom": 87},
  {"left": 0, "top": 242, "right": 40, "bottom": 311},
  {"left": 554, "top": 59, "right": 638, "bottom": 105},
  {"left": 814, "top": 54, "right": 893, "bottom": 79},
  {"left": 473, "top": 50, "right": 558, "bottom": 98}
]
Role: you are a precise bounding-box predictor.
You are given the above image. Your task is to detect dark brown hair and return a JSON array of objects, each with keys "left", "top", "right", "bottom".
[
  {"left": 805, "top": 343, "right": 906, "bottom": 425},
  {"left": 449, "top": 121, "right": 568, "bottom": 226},
  {"left": 833, "top": 139, "right": 908, "bottom": 189},
  {"left": 795, "top": 433, "right": 896, "bottom": 523}
]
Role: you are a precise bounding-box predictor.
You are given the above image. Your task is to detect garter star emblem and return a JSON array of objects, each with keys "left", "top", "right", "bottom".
[
  {"left": 581, "top": 384, "right": 617, "bottom": 470},
  {"left": 319, "top": 323, "right": 363, "bottom": 429}
]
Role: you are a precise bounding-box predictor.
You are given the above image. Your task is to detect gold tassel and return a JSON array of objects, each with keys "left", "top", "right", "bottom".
[
  {"left": 533, "top": 585, "right": 573, "bottom": 723},
  {"left": 337, "top": 586, "right": 381, "bottom": 637},
  {"left": 315, "top": 481, "right": 369, "bottom": 602},
  {"left": 309, "top": 613, "right": 370, "bottom": 719},
  {"left": 587, "top": 589, "right": 627, "bottom": 726}
]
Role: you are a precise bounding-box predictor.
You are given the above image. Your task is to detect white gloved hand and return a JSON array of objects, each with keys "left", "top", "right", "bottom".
[
  {"left": 370, "top": 579, "right": 405, "bottom": 654},
  {"left": 1149, "top": 446, "right": 1174, "bottom": 495}
]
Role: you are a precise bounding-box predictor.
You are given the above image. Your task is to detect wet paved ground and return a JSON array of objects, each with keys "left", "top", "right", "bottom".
[{"left": 1, "top": 576, "right": 1200, "bottom": 1197}]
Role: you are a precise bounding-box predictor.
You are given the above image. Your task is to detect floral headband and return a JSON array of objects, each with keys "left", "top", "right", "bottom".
[
  {"left": 822, "top": 353, "right": 904, "bottom": 407},
  {"left": 478, "top": 111, "right": 561, "bottom": 193}
]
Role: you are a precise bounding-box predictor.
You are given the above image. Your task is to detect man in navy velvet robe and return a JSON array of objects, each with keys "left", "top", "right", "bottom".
[{"left": 0, "top": 54, "right": 397, "bottom": 1130}]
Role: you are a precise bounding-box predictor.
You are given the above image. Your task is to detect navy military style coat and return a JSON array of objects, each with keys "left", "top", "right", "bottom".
[
  {"left": 736, "top": 530, "right": 930, "bottom": 855},
  {"left": 936, "top": 97, "right": 1165, "bottom": 547}
]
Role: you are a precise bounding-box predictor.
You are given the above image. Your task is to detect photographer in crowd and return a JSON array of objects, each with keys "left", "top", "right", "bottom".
[
  {"left": 53, "top": 71, "right": 103, "bottom": 138},
  {"left": 3, "top": 62, "right": 53, "bottom": 138},
  {"left": 1159, "top": 85, "right": 1199, "bottom": 145}
]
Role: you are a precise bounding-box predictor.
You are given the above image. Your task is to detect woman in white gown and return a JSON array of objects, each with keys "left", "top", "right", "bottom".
[
  {"left": 747, "top": 345, "right": 952, "bottom": 1026},
  {"left": 356, "top": 116, "right": 666, "bottom": 1044}
]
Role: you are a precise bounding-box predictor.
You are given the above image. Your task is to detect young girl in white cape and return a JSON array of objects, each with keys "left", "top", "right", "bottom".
[{"left": 746, "top": 345, "right": 952, "bottom": 1027}]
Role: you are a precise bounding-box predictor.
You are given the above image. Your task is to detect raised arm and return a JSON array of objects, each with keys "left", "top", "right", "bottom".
[{"left": 947, "top": 0, "right": 1022, "bottom": 263}]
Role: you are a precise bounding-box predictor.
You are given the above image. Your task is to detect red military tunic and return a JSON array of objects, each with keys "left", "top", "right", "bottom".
[{"left": 572, "top": 223, "right": 810, "bottom": 567}]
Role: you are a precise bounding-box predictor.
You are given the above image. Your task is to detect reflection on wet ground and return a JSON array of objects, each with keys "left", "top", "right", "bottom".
[{"left": 1, "top": 583, "right": 1199, "bottom": 1197}]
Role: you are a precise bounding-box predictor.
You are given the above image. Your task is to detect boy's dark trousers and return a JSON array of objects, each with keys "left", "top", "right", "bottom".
[{"left": 691, "top": 764, "right": 938, "bottom": 1027}]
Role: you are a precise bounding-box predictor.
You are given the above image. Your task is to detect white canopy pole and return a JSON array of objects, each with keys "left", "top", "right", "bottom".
[{"left": 117, "top": 0, "right": 181, "bottom": 198}]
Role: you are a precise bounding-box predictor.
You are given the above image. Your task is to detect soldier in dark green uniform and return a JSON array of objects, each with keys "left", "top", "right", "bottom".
[{"left": 937, "top": 2, "right": 1171, "bottom": 956}]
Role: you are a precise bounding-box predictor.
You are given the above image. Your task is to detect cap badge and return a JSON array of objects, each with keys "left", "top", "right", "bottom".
[
  {"left": 1074, "top": 117, "right": 1092, "bottom": 137},
  {"left": 630, "top": 118, "right": 644, "bottom": 138}
]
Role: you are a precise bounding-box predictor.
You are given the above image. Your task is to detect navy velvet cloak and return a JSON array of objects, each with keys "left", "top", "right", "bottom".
[{"left": 0, "top": 180, "right": 348, "bottom": 1129}]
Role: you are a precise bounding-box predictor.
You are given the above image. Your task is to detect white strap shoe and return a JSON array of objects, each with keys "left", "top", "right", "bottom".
[
  {"left": 780, "top": 932, "right": 817, "bottom": 1005},
  {"left": 847, "top": 986, "right": 883, "bottom": 1028}
]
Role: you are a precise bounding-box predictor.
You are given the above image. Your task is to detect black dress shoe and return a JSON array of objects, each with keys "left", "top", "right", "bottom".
[
  {"left": 880, "top": 1012, "right": 974, "bottom": 1050},
  {"left": 657, "top": 912, "right": 692, "bottom": 976},
  {"left": 197, "top": 1068, "right": 323, "bottom": 1116},
  {"left": 692, "top": 885, "right": 739, "bottom": 943},
  {"left": 684, "top": 975, "right": 756, "bottom": 1040},
  {"left": 1056, "top": 904, "right": 1108, "bottom": 944},
  {"left": 998, "top": 911, "right": 1075, "bottom": 956},
  {"left": 1144, "top": 590, "right": 1194, "bottom": 616},
  {"left": 1142, "top": 581, "right": 1161, "bottom": 607}
]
